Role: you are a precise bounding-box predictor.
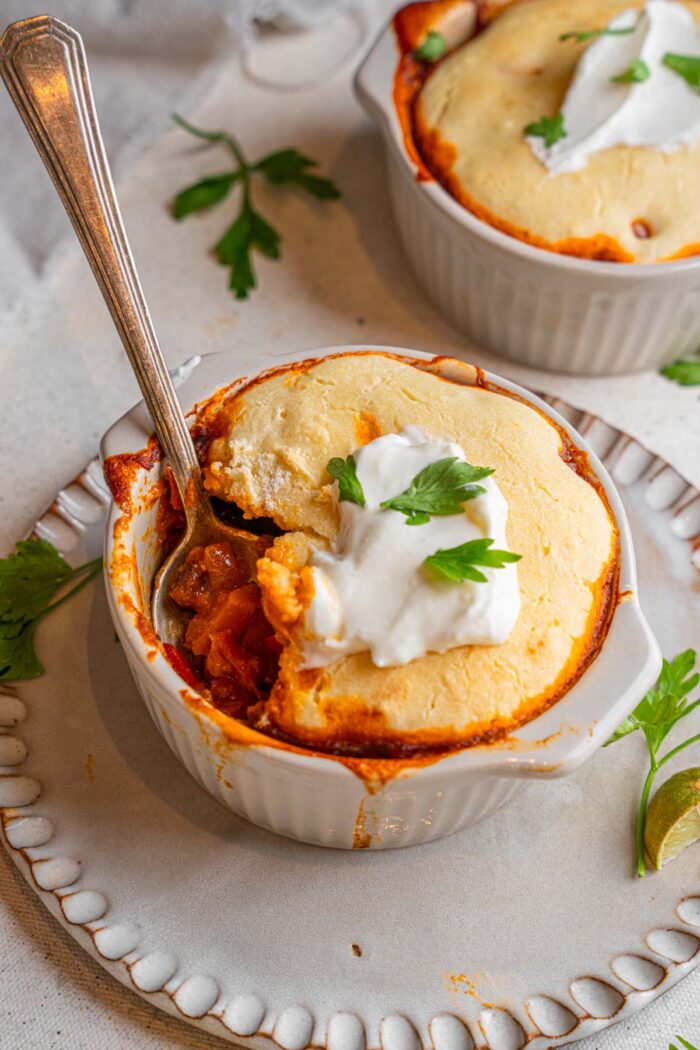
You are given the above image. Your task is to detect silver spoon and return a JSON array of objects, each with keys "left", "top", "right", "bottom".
[{"left": 0, "top": 15, "right": 266, "bottom": 647}]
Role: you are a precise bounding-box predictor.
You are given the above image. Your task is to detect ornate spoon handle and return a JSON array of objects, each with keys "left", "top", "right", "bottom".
[{"left": 0, "top": 15, "right": 203, "bottom": 506}]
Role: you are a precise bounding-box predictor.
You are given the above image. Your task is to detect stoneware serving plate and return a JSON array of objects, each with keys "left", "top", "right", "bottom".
[{"left": 1, "top": 351, "right": 699, "bottom": 1049}]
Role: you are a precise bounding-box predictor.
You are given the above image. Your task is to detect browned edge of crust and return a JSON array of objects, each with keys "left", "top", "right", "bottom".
[{"left": 104, "top": 349, "right": 621, "bottom": 762}]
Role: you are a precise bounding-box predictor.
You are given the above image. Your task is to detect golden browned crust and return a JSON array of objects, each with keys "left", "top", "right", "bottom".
[{"left": 204, "top": 352, "right": 620, "bottom": 754}]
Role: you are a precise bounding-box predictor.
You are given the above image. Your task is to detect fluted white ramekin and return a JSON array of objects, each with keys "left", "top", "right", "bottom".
[
  {"left": 354, "top": 8, "right": 700, "bottom": 375},
  {"left": 101, "top": 347, "right": 660, "bottom": 849}
]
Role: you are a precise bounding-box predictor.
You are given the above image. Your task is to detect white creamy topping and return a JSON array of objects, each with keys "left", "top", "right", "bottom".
[
  {"left": 302, "top": 426, "right": 521, "bottom": 669},
  {"left": 529, "top": 0, "right": 700, "bottom": 175}
]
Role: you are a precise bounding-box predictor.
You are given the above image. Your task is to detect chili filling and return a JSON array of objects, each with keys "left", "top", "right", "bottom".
[{"left": 168, "top": 541, "right": 281, "bottom": 720}]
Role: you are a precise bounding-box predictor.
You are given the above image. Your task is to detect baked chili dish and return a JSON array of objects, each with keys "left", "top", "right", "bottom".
[{"left": 137, "top": 352, "right": 621, "bottom": 757}]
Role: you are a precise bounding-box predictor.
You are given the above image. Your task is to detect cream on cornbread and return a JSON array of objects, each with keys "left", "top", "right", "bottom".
[
  {"left": 203, "top": 352, "right": 619, "bottom": 755},
  {"left": 413, "top": 0, "right": 700, "bottom": 263}
]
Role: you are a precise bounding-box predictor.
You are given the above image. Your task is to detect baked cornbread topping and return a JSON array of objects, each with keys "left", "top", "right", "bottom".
[
  {"left": 195, "top": 352, "right": 619, "bottom": 756},
  {"left": 410, "top": 0, "right": 700, "bottom": 262}
]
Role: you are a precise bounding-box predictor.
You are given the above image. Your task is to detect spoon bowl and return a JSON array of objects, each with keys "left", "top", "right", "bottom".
[{"left": 152, "top": 505, "right": 268, "bottom": 648}]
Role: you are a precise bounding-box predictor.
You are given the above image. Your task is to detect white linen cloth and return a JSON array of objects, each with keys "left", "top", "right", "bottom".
[{"left": 0, "top": 1, "right": 698, "bottom": 1047}]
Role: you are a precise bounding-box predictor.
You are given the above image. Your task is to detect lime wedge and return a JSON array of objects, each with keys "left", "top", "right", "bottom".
[{"left": 645, "top": 767, "right": 700, "bottom": 870}]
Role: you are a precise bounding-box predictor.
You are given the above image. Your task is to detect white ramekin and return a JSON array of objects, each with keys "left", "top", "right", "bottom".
[
  {"left": 354, "top": 7, "right": 700, "bottom": 376},
  {"left": 101, "top": 346, "right": 660, "bottom": 850}
]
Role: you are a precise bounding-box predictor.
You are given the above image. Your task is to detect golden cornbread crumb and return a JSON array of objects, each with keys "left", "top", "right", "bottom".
[
  {"left": 205, "top": 353, "right": 618, "bottom": 752},
  {"left": 416, "top": 0, "right": 700, "bottom": 263}
]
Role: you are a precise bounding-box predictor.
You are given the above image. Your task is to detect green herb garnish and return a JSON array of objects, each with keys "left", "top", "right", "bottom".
[
  {"left": 424, "top": 538, "right": 521, "bottom": 583},
  {"left": 414, "top": 31, "right": 447, "bottom": 63},
  {"left": 380, "top": 457, "right": 493, "bottom": 526},
  {"left": 524, "top": 113, "right": 567, "bottom": 148},
  {"left": 660, "top": 358, "right": 700, "bottom": 386},
  {"left": 0, "top": 538, "right": 102, "bottom": 681},
  {"left": 670, "top": 1037, "right": 699, "bottom": 1050},
  {"left": 604, "top": 649, "right": 700, "bottom": 878},
  {"left": 662, "top": 52, "right": 700, "bottom": 92},
  {"left": 559, "top": 26, "right": 636, "bottom": 43},
  {"left": 611, "top": 58, "right": 650, "bottom": 84},
  {"left": 326, "top": 456, "right": 365, "bottom": 507},
  {"left": 172, "top": 114, "right": 340, "bottom": 300}
]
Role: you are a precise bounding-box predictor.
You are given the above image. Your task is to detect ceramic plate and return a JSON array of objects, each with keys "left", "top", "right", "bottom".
[{"left": 1, "top": 362, "right": 699, "bottom": 1050}]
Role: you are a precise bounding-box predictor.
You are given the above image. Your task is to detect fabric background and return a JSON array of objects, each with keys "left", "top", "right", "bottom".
[{"left": 0, "top": 1, "right": 699, "bottom": 1047}]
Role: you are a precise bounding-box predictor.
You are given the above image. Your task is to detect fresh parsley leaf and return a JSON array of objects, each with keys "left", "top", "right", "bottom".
[
  {"left": 660, "top": 358, "right": 700, "bottom": 386},
  {"left": 659, "top": 649, "right": 700, "bottom": 701},
  {"left": 380, "top": 457, "right": 494, "bottom": 525},
  {"left": 326, "top": 456, "right": 366, "bottom": 507},
  {"left": 0, "top": 538, "right": 73, "bottom": 623},
  {"left": 559, "top": 26, "right": 636, "bottom": 43},
  {"left": 255, "top": 150, "right": 340, "bottom": 201},
  {"left": 604, "top": 711, "right": 639, "bottom": 745},
  {"left": 172, "top": 172, "right": 241, "bottom": 220},
  {"left": 611, "top": 58, "right": 650, "bottom": 84},
  {"left": 424, "top": 538, "right": 521, "bottom": 584},
  {"left": 0, "top": 620, "right": 42, "bottom": 680},
  {"left": 216, "top": 204, "right": 257, "bottom": 299},
  {"left": 606, "top": 650, "right": 700, "bottom": 752},
  {"left": 172, "top": 115, "right": 339, "bottom": 298},
  {"left": 605, "top": 649, "right": 700, "bottom": 877},
  {"left": 250, "top": 208, "right": 281, "bottom": 259},
  {"left": 663, "top": 52, "right": 700, "bottom": 93},
  {"left": 524, "top": 113, "right": 567, "bottom": 148},
  {"left": 405, "top": 512, "right": 431, "bottom": 527},
  {"left": 414, "top": 31, "right": 447, "bottom": 63},
  {"left": 215, "top": 198, "right": 281, "bottom": 299},
  {"left": 0, "top": 538, "right": 102, "bottom": 682}
]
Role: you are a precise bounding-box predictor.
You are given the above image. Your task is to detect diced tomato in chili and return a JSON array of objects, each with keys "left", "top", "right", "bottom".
[
  {"left": 203, "top": 543, "right": 249, "bottom": 590},
  {"left": 163, "top": 642, "right": 200, "bottom": 690},
  {"left": 168, "top": 549, "right": 210, "bottom": 612},
  {"left": 168, "top": 541, "right": 280, "bottom": 720}
]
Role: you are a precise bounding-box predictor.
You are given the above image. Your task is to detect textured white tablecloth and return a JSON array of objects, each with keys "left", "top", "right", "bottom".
[{"left": 0, "top": 1, "right": 699, "bottom": 1047}]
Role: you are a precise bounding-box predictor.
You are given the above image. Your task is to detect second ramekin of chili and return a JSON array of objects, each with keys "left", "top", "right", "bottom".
[{"left": 354, "top": 0, "right": 700, "bottom": 375}]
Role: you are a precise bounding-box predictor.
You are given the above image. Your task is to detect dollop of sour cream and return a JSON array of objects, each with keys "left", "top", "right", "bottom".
[
  {"left": 302, "top": 426, "right": 521, "bottom": 669},
  {"left": 529, "top": 0, "right": 700, "bottom": 175}
]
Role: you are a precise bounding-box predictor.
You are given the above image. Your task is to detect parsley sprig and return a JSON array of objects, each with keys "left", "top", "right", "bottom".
[
  {"left": 171, "top": 114, "right": 340, "bottom": 299},
  {"left": 324, "top": 454, "right": 521, "bottom": 582},
  {"left": 662, "top": 52, "right": 700, "bottom": 93},
  {"left": 324, "top": 454, "right": 493, "bottom": 524},
  {"left": 326, "top": 456, "right": 365, "bottom": 507},
  {"left": 605, "top": 649, "right": 700, "bottom": 878},
  {"left": 380, "top": 458, "right": 493, "bottom": 525},
  {"left": 660, "top": 358, "right": 700, "bottom": 386},
  {"left": 524, "top": 113, "right": 567, "bottom": 148},
  {"left": 559, "top": 26, "right": 636, "bottom": 43},
  {"left": 0, "top": 539, "right": 102, "bottom": 681},
  {"left": 424, "top": 538, "right": 521, "bottom": 583},
  {"left": 611, "top": 58, "right": 650, "bottom": 84}
]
